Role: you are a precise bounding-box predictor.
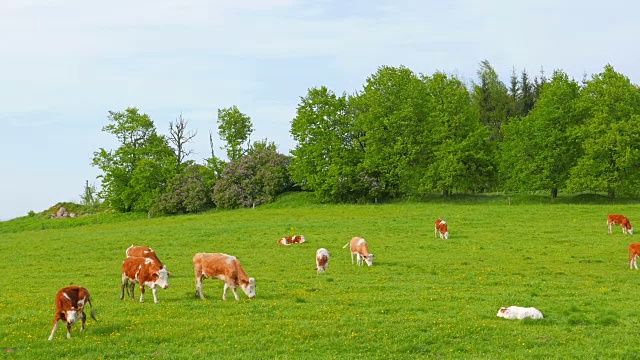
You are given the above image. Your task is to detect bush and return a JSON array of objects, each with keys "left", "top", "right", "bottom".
[
  {"left": 213, "top": 148, "right": 290, "bottom": 209},
  {"left": 152, "top": 164, "right": 215, "bottom": 215}
]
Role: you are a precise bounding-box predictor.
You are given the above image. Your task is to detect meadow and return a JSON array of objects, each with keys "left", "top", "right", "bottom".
[{"left": 1, "top": 192, "right": 640, "bottom": 359}]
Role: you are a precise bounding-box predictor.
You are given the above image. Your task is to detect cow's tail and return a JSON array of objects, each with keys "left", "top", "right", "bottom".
[
  {"left": 342, "top": 243, "right": 350, "bottom": 249},
  {"left": 87, "top": 298, "right": 98, "bottom": 322}
]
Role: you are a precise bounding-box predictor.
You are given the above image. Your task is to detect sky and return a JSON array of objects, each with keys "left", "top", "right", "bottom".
[{"left": 1, "top": 0, "right": 639, "bottom": 221}]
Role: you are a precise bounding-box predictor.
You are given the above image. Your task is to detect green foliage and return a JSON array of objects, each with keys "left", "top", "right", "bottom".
[
  {"left": 217, "top": 105, "right": 254, "bottom": 162},
  {"left": 3, "top": 194, "right": 640, "bottom": 358},
  {"left": 568, "top": 65, "right": 640, "bottom": 197},
  {"left": 418, "top": 72, "right": 493, "bottom": 195},
  {"left": 471, "top": 59, "right": 511, "bottom": 142},
  {"left": 354, "top": 65, "right": 429, "bottom": 198},
  {"left": 79, "top": 180, "right": 101, "bottom": 212},
  {"left": 92, "top": 107, "right": 177, "bottom": 212},
  {"left": 502, "top": 70, "right": 582, "bottom": 197},
  {"left": 290, "top": 86, "right": 364, "bottom": 202}
]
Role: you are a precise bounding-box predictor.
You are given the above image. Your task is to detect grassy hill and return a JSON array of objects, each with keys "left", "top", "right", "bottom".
[{"left": 1, "top": 192, "right": 639, "bottom": 358}]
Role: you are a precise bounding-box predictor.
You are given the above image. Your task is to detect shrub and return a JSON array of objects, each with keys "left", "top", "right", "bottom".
[
  {"left": 152, "top": 164, "right": 215, "bottom": 215},
  {"left": 213, "top": 148, "right": 290, "bottom": 209}
]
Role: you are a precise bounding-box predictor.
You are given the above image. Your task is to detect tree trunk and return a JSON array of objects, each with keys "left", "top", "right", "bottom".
[
  {"left": 608, "top": 189, "right": 615, "bottom": 199},
  {"left": 442, "top": 189, "right": 449, "bottom": 197},
  {"left": 551, "top": 188, "right": 558, "bottom": 199}
]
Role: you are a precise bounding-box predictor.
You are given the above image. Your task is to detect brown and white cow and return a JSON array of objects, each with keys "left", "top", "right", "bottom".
[
  {"left": 277, "top": 235, "right": 306, "bottom": 245},
  {"left": 315, "top": 248, "right": 330, "bottom": 274},
  {"left": 48, "top": 286, "right": 97, "bottom": 340},
  {"left": 343, "top": 237, "right": 374, "bottom": 266},
  {"left": 629, "top": 243, "right": 640, "bottom": 270},
  {"left": 193, "top": 253, "right": 256, "bottom": 300},
  {"left": 121, "top": 257, "right": 169, "bottom": 303},
  {"left": 608, "top": 214, "right": 633, "bottom": 235},
  {"left": 435, "top": 218, "right": 449, "bottom": 239},
  {"left": 126, "top": 245, "right": 165, "bottom": 268}
]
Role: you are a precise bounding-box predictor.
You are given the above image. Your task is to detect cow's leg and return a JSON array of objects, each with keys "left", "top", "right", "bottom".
[
  {"left": 139, "top": 285, "right": 145, "bottom": 303},
  {"left": 48, "top": 316, "right": 60, "bottom": 341},
  {"left": 608, "top": 223, "right": 612, "bottom": 234},
  {"left": 195, "top": 273, "right": 205, "bottom": 299},
  {"left": 66, "top": 322, "right": 73, "bottom": 339},
  {"left": 80, "top": 311, "right": 86, "bottom": 331},
  {"left": 129, "top": 283, "right": 135, "bottom": 300},
  {"left": 152, "top": 287, "right": 159, "bottom": 304},
  {"left": 351, "top": 252, "right": 355, "bottom": 264},
  {"left": 435, "top": 227, "right": 438, "bottom": 238},
  {"left": 634, "top": 255, "right": 639, "bottom": 270},
  {"left": 222, "top": 283, "right": 229, "bottom": 300},
  {"left": 120, "top": 276, "right": 127, "bottom": 300},
  {"left": 231, "top": 285, "right": 240, "bottom": 301}
]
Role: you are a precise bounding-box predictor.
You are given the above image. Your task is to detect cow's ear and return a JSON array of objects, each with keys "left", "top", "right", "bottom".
[{"left": 152, "top": 273, "right": 158, "bottom": 279}]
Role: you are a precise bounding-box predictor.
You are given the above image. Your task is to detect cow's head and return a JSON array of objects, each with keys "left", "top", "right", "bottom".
[
  {"left": 496, "top": 307, "right": 509, "bottom": 318},
  {"left": 151, "top": 267, "right": 169, "bottom": 289},
  {"left": 364, "top": 254, "right": 374, "bottom": 266},
  {"left": 65, "top": 308, "right": 78, "bottom": 325},
  {"left": 629, "top": 227, "right": 634, "bottom": 235},
  {"left": 443, "top": 231, "right": 449, "bottom": 239},
  {"left": 241, "top": 278, "right": 256, "bottom": 298}
]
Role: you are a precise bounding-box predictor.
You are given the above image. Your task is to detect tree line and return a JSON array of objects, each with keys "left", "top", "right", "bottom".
[{"left": 90, "top": 61, "right": 640, "bottom": 215}]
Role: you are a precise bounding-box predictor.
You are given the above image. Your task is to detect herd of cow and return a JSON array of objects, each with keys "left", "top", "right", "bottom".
[
  {"left": 48, "top": 235, "right": 376, "bottom": 340},
  {"left": 47, "top": 214, "right": 637, "bottom": 339}
]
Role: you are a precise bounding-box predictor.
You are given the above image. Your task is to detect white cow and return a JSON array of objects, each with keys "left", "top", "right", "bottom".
[
  {"left": 315, "top": 248, "right": 330, "bottom": 274},
  {"left": 496, "top": 306, "right": 544, "bottom": 320}
]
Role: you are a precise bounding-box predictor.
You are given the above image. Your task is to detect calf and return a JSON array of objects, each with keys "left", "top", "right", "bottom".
[
  {"left": 435, "top": 218, "right": 449, "bottom": 239},
  {"left": 496, "top": 306, "right": 544, "bottom": 320},
  {"left": 278, "top": 235, "right": 306, "bottom": 245},
  {"left": 193, "top": 253, "right": 256, "bottom": 300},
  {"left": 315, "top": 248, "right": 330, "bottom": 274},
  {"left": 343, "top": 237, "right": 374, "bottom": 266},
  {"left": 48, "top": 286, "right": 97, "bottom": 340},
  {"left": 121, "top": 257, "right": 169, "bottom": 303},
  {"left": 608, "top": 214, "right": 633, "bottom": 235},
  {"left": 629, "top": 243, "right": 640, "bottom": 270},
  {"left": 126, "top": 245, "right": 165, "bottom": 269}
]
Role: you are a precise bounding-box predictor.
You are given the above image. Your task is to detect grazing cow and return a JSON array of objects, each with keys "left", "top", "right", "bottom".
[
  {"left": 629, "top": 243, "right": 640, "bottom": 270},
  {"left": 315, "top": 248, "right": 330, "bottom": 274},
  {"left": 435, "top": 218, "right": 449, "bottom": 239},
  {"left": 193, "top": 253, "right": 256, "bottom": 300},
  {"left": 48, "top": 286, "right": 97, "bottom": 340},
  {"left": 121, "top": 257, "right": 169, "bottom": 303},
  {"left": 608, "top": 214, "right": 633, "bottom": 235},
  {"left": 277, "top": 235, "right": 306, "bottom": 245},
  {"left": 343, "top": 237, "right": 374, "bottom": 266},
  {"left": 497, "top": 306, "right": 543, "bottom": 320},
  {"left": 126, "top": 245, "right": 165, "bottom": 269}
]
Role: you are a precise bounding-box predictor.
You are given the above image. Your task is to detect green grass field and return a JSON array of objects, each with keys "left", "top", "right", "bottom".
[{"left": 1, "top": 192, "right": 640, "bottom": 359}]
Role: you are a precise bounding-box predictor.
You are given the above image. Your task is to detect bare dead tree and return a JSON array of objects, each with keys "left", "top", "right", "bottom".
[
  {"left": 168, "top": 112, "right": 197, "bottom": 165},
  {"left": 209, "top": 130, "right": 215, "bottom": 159}
]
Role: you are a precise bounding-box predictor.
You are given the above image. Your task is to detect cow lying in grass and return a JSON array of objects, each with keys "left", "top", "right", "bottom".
[
  {"left": 278, "top": 235, "right": 306, "bottom": 245},
  {"left": 496, "top": 306, "right": 543, "bottom": 320}
]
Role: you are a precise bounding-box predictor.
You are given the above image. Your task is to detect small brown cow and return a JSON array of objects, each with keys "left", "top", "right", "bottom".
[
  {"left": 343, "top": 237, "right": 374, "bottom": 266},
  {"left": 435, "top": 219, "right": 449, "bottom": 239},
  {"left": 629, "top": 243, "right": 640, "bottom": 270},
  {"left": 315, "top": 248, "right": 330, "bottom": 274},
  {"left": 608, "top": 214, "right": 633, "bottom": 235},
  {"left": 193, "top": 253, "right": 256, "bottom": 300},
  {"left": 278, "top": 235, "right": 306, "bottom": 245},
  {"left": 48, "top": 286, "right": 97, "bottom": 340},
  {"left": 121, "top": 257, "right": 169, "bottom": 303}
]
